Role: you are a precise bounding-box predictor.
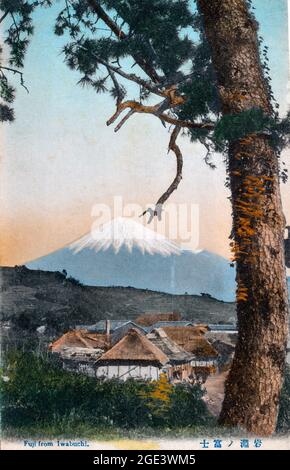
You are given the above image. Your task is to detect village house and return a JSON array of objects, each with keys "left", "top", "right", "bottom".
[
  {"left": 95, "top": 328, "right": 169, "bottom": 380},
  {"left": 55, "top": 347, "right": 103, "bottom": 377},
  {"left": 49, "top": 329, "right": 110, "bottom": 376},
  {"left": 162, "top": 325, "right": 218, "bottom": 367},
  {"left": 146, "top": 328, "right": 195, "bottom": 383},
  {"left": 205, "top": 324, "right": 237, "bottom": 368},
  {"left": 49, "top": 328, "right": 110, "bottom": 351}
]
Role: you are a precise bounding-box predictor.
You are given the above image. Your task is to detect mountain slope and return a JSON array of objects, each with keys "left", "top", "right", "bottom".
[
  {"left": 27, "top": 246, "right": 236, "bottom": 301},
  {"left": 1, "top": 266, "right": 236, "bottom": 335}
]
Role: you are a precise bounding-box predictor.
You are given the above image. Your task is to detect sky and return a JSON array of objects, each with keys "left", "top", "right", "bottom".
[{"left": 0, "top": 0, "right": 289, "bottom": 266}]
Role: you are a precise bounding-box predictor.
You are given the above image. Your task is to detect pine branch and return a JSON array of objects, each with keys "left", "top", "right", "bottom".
[
  {"left": 0, "top": 11, "right": 9, "bottom": 24},
  {"left": 0, "top": 66, "right": 29, "bottom": 93},
  {"left": 87, "top": 0, "right": 126, "bottom": 39},
  {"left": 11, "top": 12, "right": 21, "bottom": 43},
  {"left": 140, "top": 126, "right": 183, "bottom": 221},
  {"left": 77, "top": 46, "right": 215, "bottom": 131},
  {"left": 79, "top": 47, "right": 164, "bottom": 97},
  {"left": 106, "top": 99, "right": 214, "bottom": 132},
  {"left": 86, "top": 0, "right": 161, "bottom": 83},
  {"left": 114, "top": 108, "right": 135, "bottom": 132},
  {"left": 157, "top": 126, "right": 183, "bottom": 204},
  {"left": 107, "top": 67, "right": 123, "bottom": 105}
]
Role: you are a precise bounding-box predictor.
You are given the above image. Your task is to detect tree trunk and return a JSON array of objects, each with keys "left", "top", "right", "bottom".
[{"left": 197, "top": 0, "right": 289, "bottom": 435}]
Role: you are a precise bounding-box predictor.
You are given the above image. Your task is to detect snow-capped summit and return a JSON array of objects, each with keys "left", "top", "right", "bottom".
[{"left": 70, "top": 217, "right": 181, "bottom": 256}]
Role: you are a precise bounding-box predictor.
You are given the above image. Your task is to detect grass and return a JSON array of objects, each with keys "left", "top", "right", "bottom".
[{"left": 3, "top": 421, "right": 261, "bottom": 441}]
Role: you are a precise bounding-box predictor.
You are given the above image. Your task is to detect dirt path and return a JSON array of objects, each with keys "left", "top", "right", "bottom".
[{"left": 203, "top": 371, "right": 228, "bottom": 416}]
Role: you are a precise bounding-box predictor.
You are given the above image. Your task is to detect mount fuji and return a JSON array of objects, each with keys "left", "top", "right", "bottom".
[{"left": 26, "top": 217, "right": 236, "bottom": 302}]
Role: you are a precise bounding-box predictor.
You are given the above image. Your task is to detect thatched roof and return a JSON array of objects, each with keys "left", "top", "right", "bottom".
[
  {"left": 136, "top": 312, "right": 182, "bottom": 327},
  {"left": 192, "top": 324, "right": 209, "bottom": 335},
  {"left": 147, "top": 328, "right": 193, "bottom": 364},
  {"left": 163, "top": 326, "right": 218, "bottom": 358},
  {"left": 49, "top": 330, "right": 110, "bottom": 352},
  {"left": 209, "top": 340, "right": 235, "bottom": 357},
  {"left": 97, "top": 328, "right": 168, "bottom": 365}
]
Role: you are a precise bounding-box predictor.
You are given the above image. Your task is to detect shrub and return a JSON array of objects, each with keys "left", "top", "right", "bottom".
[
  {"left": 0, "top": 351, "right": 212, "bottom": 432},
  {"left": 169, "top": 383, "right": 213, "bottom": 428},
  {"left": 67, "top": 276, "right": 82, "bottom": 286}
]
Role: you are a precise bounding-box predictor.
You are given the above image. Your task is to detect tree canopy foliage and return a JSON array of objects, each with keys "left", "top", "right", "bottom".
[{"left": 2, "top": 0, "right": 290, "bottom": 199}]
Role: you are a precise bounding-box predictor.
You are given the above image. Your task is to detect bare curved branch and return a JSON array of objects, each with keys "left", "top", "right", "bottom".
[
  {"left": 141, "top": 126, "right": 183, "bottom": 222},
  {"left": 106, "top": 99, "right": 214, "bottom": 131},
  {"left": 157, "top": 126, "right": 183, "bottom": 206}
]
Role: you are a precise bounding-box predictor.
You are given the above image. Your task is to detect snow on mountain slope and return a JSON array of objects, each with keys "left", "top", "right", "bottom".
[{"left": 70, "top": 217, "right": 181, "bottom": 256}]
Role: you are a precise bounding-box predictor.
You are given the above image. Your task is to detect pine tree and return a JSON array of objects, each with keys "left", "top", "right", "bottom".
[
  {"left": 0, "top": 0, "right": 51, "bottom": 121},
  {"left": 52, "top": 0, "right": 290, "bottom": 435}
]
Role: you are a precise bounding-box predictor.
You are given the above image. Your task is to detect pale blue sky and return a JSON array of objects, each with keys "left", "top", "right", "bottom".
[{"left": 1, "top": 0, "right": 289, "bottom": 265}]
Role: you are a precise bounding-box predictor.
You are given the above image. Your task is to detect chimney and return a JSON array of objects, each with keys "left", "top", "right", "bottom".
[
  {"left": 106, "top": 320, "right": 111, "bottom": 349},
  {"left": 106, "top": 319, "right": 111, "bottom": 336}
]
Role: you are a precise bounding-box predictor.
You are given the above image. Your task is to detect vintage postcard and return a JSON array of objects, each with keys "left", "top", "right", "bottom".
[{"left": 0, "top": 0, "right": 290, "bottom": 459}]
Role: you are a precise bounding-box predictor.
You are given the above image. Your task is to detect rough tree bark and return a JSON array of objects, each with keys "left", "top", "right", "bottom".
[{"left": 197, "top": 0, "right": 289, "bottom": 435}]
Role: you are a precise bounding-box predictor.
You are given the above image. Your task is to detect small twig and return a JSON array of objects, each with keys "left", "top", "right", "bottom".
[
  {"left": 65, "top": 0, "right": 73, "bottom": 29},
  {"left": 160, "top": 72, "right": 195, "bottom": 91},
  {"left": 114, "top": 109, "right": 135, "bottom": 132},
  {"left": 106, "top": 67, "right": 123, "bottom": 106},
  {"left": 0, "top": 10, "right": 9, "bottom": 24},
  {"left": 0, "top": 66, "right": 29, "bottom": 93},
  {"left": 11, "top": 12, "right": 20, "bottom": 42}
]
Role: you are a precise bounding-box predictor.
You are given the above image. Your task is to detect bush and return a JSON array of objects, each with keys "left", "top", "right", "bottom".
[
  {"left": 0, "top": 351, "right": 212, "bottom": 433},
  {"left": 277, "top": 365, "right": 290, "bottom": 433},
  {"left": 67, "top": 276, "right": 82, "bottom": 286},
  {"left": 170, "top": 383, "right": 212, "bottom": 427}
]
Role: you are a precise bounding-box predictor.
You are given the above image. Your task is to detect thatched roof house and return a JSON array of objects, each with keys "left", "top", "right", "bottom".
[
  {"left": 163, "top": 326, "right": 218, "bottom": 359},
  {"left": 49, "top": 329, "right": 110, "bottom": 352},
  {"left": 97, "top": 328, "right": 168, "bottom": 366},
  {"left": 95, "top": 328, "right": 169, "bottom": 381},
  {"left": 49, "top": 331, "right": 107, "bottom": 378},
  {"left": 146, "top": 328, "right": 193, "bottom": 365}
]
